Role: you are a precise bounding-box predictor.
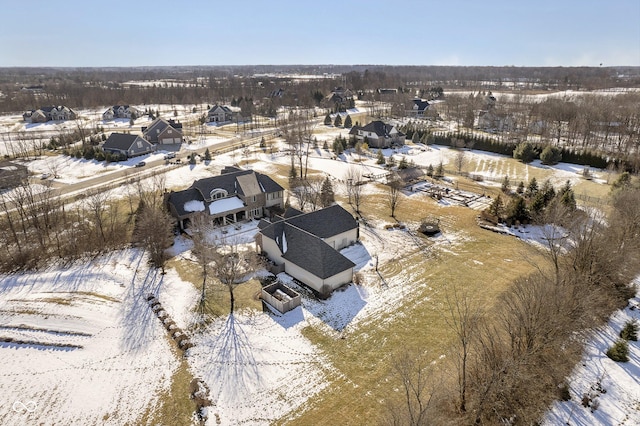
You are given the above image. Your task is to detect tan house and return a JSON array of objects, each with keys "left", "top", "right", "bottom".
[
  {"left": 256, "top": 205, "right": 359, "bottom": 298},
  {"left": 166, "top": 167, "right": 285, "bottom": 230}
]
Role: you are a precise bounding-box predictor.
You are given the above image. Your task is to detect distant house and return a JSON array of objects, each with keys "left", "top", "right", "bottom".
[
  {"left": 23, "top": 106, "right": 77, "bottom": 123},
  {"left": 325, "top": 87, "right": 354, "bottom": 110},
  {"left": 142, "top": 118, "right": 183, "bottom": 145},
  {"left": 477, "top": 110, "right": 514, "bottom": 131},
  {"left": 102, "top": 105, "right": 143, "bottom": 120},
  {"left": 256, "top": 204, "right": 359, "bottom": 298},
  {"left": 349, "top": 120, "right": 406, "bottom": 149},
  {"left": 206, "top": 105, "right": 240, "bottom": 124},
  {"left": 407, "top": 98, "right": 430, "bottom": 117},
  {"left": 102, "top": 133, "right": 154, "bottom": 158},
  {"left": 0, "top": 161, "right": 28, "bottom": 189},
  {"left": 166, "top": 167, "right": 285, "bottom": 230}
]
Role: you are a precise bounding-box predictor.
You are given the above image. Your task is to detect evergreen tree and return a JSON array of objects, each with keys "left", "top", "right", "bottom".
[
  {"left": 323, "top": 139, "right": 329, "bottom": 150},
  {"left": 260, "top": 137, "right": 266, "bottom": 148},
  {"left": 516, "top": 181, "right": 525, "bottom": 194},
  {"left": 501, "top": 175, "right": 511, "bottom": 193},
  {"left": 204, "top": 148, "right": 212, "bottom": 161},
  {"left": 558, "top": 180, "right": 576, "bottom": 210},
  {"left": 526, "top": 177, "right": 539, "bottom": 198},
  {"left": 324, "top": 114, "right": 332, "bottom": 125},
  {"left": 488, "top": 194, "right": 504, "bottom": 219},
  {"left": 412, "top": 132, "right": 420, "bottom": 143},
  {"left": 513, "top": 142, "right": 536, "bottom": 163},
  {"left": 435, "top": 161, "right": 444, "bottom": 177},
  {"left": 320, "top": 177, "right": 335, "bottom": 207},
  {"left": 398, "top": 156, "right": 409, "bottom": 169},
  {"left": 507, "top": 195, "right": 530, "bottom": 223},
  {"left": 334, "top": 114, "right": 343, "bottom": 127},
  {"left": 344, "top": 115, "right": 353, "bottom": 128},
  {"left": 189, "top": 154, "right": 197, "bottom": 165},
  {"left": 376, "top": 149, "right": 385, "bottom": 165},
  {"left": 427, "top": 164, "right": 434, "bottom": 177},
  {"left": 540, "top": 145, "right": 562, "bottom": 165}
]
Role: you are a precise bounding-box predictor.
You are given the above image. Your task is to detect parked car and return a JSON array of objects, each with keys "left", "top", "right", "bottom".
[
  {"left": 40, "top": 173, "right": 51, "bottom": 180},
  {"left": 135, "top": 161, "right": 146, "bottom": 168},
  {"left": 164, "top": 152, "right": 176, "bottom": 159}
]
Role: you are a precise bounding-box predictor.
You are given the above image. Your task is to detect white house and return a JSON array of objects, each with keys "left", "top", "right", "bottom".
[
  {"left": 256, "top": 205, "right": 359, "bottom": 298},
  {"left": 102, "top": 105, "right": 143, "bottom": 120}
]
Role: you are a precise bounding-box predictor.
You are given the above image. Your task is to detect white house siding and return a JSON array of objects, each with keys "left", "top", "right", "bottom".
[
  {"left": 323, "top": 228, "right": 358, "bottom": 250},
  {"left": 260, "top": 237, "right": 285, "bottom": 265},
  {"left": 284, "top": 261, "right": 353, "bottom": 295}
]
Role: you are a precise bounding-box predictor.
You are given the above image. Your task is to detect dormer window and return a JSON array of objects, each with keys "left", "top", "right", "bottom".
[{"left": 209, "top": 188, "right": 228, "bottom": 201}]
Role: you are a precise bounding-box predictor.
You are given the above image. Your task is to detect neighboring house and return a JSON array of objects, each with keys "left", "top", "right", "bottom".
[
  {"left": 325, "top": 87, "right": 354, "bottom": 109},
  {"left": 349, "top": 120, "right": 406, "bottom": 149},
  {"left": 477, "top": 110, "right": 514, "bottom": 131},
  {"left": 406, "top": 98, "right": 430, "bottom": 117},
  {"left": 256, "top": 204, "right": 359, "bottom": 298},
  {"left": 206, "top": 105, "right": 240, "bottom": 124},
  {"left": 166, "top": 167, "right": 285, "bottom": 230},
  {"left": 142, "top": 118, "right": 183, "bottom": 145},
  {"left": 23, "top": 106, "right": 77, "bottom": 123},
  {"left": 102, "top": 133, "right": 155, "bottom": 158},
  {"left": 0, "top": 161, "right": 28, "bottom": 189},
  {"left": 102, "top": 105, "right": 143, "bottom": 120}
]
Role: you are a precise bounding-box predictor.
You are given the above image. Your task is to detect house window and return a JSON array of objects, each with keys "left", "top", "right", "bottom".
[
  {"left": 137, "top": 141, "right": 143, "bottom": 148},
  {"left": 168, "top": 129, "right": 172, "bottom": 134},
  {"left": 251, "top": 208, "right": 261, "bottom": 217},
  {"left": 252, "top": 195, "right": 256, "bottom": 202},
  {"left": 209, "top": 189, "right": 228, "bottom": 201}
]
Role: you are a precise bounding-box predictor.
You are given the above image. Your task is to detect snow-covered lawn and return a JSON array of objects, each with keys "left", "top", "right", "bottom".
[{"left": 0, "top": 249, "right": 178, "bottom": 425}]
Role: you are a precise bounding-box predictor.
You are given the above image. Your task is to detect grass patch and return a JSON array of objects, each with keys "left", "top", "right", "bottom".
[
  {"left": 166, "top": 257, "right": 262, "bottom": 319},
  {"left": 279, "top": 177, "right": 547, "bottom": 425}
]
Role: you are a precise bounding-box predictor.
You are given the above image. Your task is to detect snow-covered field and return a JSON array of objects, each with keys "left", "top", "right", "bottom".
[{"left": 0, "top": 249, "right": 178, "bottom": 425}]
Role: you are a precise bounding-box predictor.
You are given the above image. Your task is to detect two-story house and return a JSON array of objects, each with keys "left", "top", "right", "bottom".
[
  {"left": 206, "top": 105, "right": 241, "bottom": 124},
  {"left": 349, "top": 120, "right": 406, "bottom": 149},
  {"left": 166, "top": 167, "right": 285, "bottom": 230},
  {"left": 102, "top": 105, "right": 143, "bottom": 120},
  {"left": 142, "top": 118, "right": 183, "bottom": 145}
]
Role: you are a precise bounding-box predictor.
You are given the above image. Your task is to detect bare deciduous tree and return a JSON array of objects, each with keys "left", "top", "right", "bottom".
[{"left": 387, "top": 179, "right": 404, "bottom": 218}]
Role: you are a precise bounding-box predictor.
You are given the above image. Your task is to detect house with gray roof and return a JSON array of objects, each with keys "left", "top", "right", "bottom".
[
  {"left": 142, "top": 118, "right": 183, "bottom": 145},
  {"left": 206, "top": 105, "right": 237, "bottom": 124},
  {"left": 102, "top": 133, "right": 154, "bottom": 158},
  {"left": 256, "top": 204, "right": 359, "bottom": 298},
  {"left": 349, "top": 120, "right": 405, "bottom": 149},
  {"left": 102, "top": 105, "right": 143, "bottom": 121},
  {"left": 406, "top": 98, "right": 430, "bottom": 117},
  {"left": 23, "top": 106, "right": 77, "bottom": 123},
  {"left": 166, "top": 167, "right": 285, "bottom": 230}
]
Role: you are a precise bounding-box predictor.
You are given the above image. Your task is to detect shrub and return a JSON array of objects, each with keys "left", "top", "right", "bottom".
[
  {"left": 620, "top": 320, "right": 638, "bottom": 341},
  {"left": 540, "top": 145, "right": 562, "bottom": 165},
  {"left": 513, "top": 142, "right": 536, "bottom": 163},
  {"left": 606, "top": 339, "right": 629, "bottom": 362}
]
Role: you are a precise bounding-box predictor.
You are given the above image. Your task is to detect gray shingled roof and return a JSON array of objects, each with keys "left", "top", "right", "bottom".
[
  {"left": 280, "top": 225, "right": 355, "bottom": 279},
  {"left": 192, "top": 170, "right": 283, "bottom": 200},
  {"left": 167, "top": 188, "right": 202, "bottom": 217},
  {"left": 361, "top": 120, "right": 395, "bottom": 137},
  {"left": 285, "top": 204, "right": 357, "bottom": 239},
  {"left": 102, "top": 133, "right": 140, "bottom": 151}
]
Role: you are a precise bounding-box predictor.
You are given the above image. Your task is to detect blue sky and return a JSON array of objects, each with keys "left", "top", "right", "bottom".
[{"left": 2, "top": 0, "right": 639, "bottom": 67}]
